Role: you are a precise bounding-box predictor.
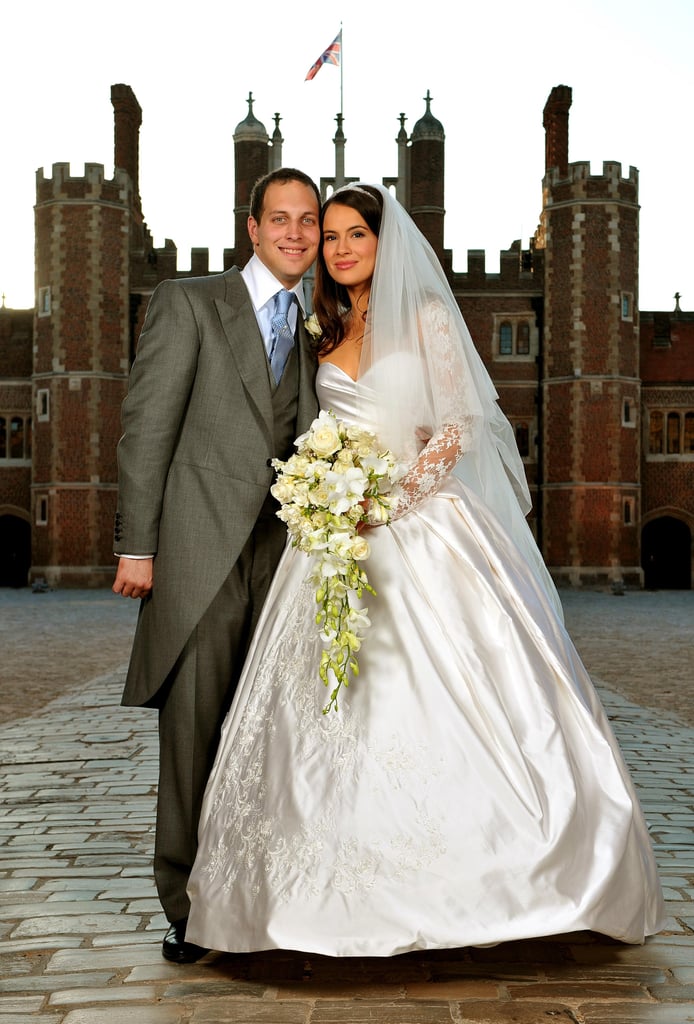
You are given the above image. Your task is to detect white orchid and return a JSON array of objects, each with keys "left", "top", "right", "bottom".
[
  {"left": 364, "top": 500, "right": 391, "bottom": 526},
  {"left": 360, "top": 452, "right": 395, "bottom": 477},
  {"left": 348, "top": 605, "right": 371, "bottom": 631},
  {"left": 325, "top": 467, "right": 367, "bottom": 515},
  {"left": 318, "top": 553, "right": 346, "bottom": 579},
  {"left": 329, "top": 530, "right": 361, "bottom": 560}
]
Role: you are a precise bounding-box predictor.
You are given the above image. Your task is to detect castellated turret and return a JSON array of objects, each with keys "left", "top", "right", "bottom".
[
  {"left": 33, "top": 163, "right": 133, "bottom": 584},
  {"left": 540, "top": 92, "right": 642, "bottom": 586}
]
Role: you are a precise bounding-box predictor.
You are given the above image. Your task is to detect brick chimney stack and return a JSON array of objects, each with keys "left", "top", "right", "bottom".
[
  {"left": 543, "top": 85, "right": 572, "bottom": 177},
  {"left": 111, "top": 84, "right": 142, "bottom": 217}
]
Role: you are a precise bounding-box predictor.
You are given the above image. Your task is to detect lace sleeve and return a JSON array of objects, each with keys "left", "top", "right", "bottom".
[
  {"left": 388, "top": 420, "right": 472, "bottom": 520},
  {"left": 385, "top": 298, "right": 481, "bottom": 520}
]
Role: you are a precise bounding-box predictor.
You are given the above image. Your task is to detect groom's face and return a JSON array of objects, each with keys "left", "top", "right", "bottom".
[{"left": 248, "top": 181, "right": 320, "bottom": 288}]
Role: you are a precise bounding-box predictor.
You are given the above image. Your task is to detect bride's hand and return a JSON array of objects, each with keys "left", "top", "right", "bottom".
[
  {"left": 357, "top": 499, "right": 373, "bottom": 533},
  {"left": 358, "top": 498, "right": 388, "bottom": 531},
  {"left": 415, "top": 425, "right": 432, "bottom": 453}
]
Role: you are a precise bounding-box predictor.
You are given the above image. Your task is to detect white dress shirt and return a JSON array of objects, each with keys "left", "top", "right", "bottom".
[{"left": 241, "top": 253, "right": 306, "bottom": 355}]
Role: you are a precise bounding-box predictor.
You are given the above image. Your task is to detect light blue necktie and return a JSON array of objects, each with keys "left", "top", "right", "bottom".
[{"left": 270, "top": 289, "right": 296, "bottom": 384}]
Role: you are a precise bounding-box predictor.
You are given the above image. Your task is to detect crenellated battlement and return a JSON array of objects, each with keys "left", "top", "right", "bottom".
[
  {"left": 35, "top": 163, "right": 131, "bottom": 204},
  {"left": 544, "top": 160, "right": 638, "bottom": 204},
  {"left": 447, "top": 241, "right": 542, "bottom": 293},
  {"left": 136, "top": 240, "right": 231, "bottom": 287}
]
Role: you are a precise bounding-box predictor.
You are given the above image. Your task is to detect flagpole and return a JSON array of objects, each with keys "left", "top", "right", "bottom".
[{"left": 304, "top": 26, "right": 345, "bottom": 186}]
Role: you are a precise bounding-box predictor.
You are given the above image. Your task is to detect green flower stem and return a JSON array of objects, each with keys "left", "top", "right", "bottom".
[{"left": 317, "top": 565, "right": 375, "bottom": 714}]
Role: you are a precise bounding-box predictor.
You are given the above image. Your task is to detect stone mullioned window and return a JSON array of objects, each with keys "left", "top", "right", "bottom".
[{"left": 647, "top": 409, "right": 694, "bottom": 457}]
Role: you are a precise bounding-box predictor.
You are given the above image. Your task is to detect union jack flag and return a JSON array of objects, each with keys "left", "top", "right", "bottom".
[{"left": 305, "top": 30, "right": 341, "bottom": 81}]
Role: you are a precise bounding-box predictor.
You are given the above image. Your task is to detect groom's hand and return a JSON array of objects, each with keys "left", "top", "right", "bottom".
[{"left": 113, "top": 556, "right": 154, "bottom": 599}]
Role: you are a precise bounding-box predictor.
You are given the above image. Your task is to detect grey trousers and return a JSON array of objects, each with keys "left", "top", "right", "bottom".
[{"left": 153, "top": 511, "right": 286, "bottom": 923}]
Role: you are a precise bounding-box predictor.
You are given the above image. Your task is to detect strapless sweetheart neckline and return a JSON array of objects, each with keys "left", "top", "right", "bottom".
[{"left": 318, "top": 361, "right": 357, "bottom": 384}]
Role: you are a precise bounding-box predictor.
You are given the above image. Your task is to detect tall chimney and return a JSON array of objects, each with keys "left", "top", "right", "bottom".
[
  {"left": 543, "top": 85, "right": 572, "bottom": 178},
  {"left": 111, "top": 84, "right": 142, "bottom": 217}
]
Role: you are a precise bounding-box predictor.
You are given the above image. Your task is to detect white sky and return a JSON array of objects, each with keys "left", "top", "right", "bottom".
[{"left": 1, "top": 0, "right": 692, "bottom": 311}]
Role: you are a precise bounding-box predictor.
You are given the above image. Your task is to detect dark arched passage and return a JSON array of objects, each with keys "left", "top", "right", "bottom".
[
  {"left": 0, "top": 514, "right": 31, "bottom": 588},
  {"left": 642, "top": 516, "right": 692, "bottom": 590}
]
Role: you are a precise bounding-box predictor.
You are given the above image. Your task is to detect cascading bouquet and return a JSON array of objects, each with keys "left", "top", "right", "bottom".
[{"left": 271, "top": 409, "right": 404, "bottom": 713}]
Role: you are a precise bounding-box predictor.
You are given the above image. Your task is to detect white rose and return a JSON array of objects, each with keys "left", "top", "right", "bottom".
[
  {"left": 310, "top": 425, "right": 342, "bottom": 457},
  {"left": 271, "top": 479, "right": 295, "bottom": 504},
  {"left": 350, "top": 536, "right": 370, "bottom": 561},
  {"left": 304, "top": 313, "right": 323, "bottom": 340},
  {"left": 308, "top": 411, "right": 343, "bottom": 458},
  {"left": 354, "top": 440, "right": 376, "bottom": 458},
  {"left": 291, "top": 481, "right": 311, "bottom": 504},
  {"left": 277, "top": 506, "right": 303, "bottom": 532},
  {"left": 335, "top": 448, "right": 356, "bottom": 468},
  {"left": 345, "top": 425, "right": 372, "bottom": 444},
  {"left": 311, "top": 483, "right": 330, "bottom": 506}
]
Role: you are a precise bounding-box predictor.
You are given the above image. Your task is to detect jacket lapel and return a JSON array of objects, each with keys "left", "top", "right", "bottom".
[
  {"left": 295, "top": 320, "right": 319, "bottom": 432},
  {"left": 216, "top": 267, "right": 318, "bottom": 436},
  {"left": 214, "top": 269, "right": 274, "bottom": 429}
]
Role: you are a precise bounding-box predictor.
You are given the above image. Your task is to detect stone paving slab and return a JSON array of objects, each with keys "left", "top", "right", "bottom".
[
  {"left": 61, "top": 1011, "right": 186, "bottom": 1024},
  {"left": 0, "top": 588, "right": 692, "bottom": 1022}
]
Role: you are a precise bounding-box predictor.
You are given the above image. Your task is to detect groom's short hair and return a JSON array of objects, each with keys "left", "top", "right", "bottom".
[{"left": 249, "top": 168, "right": 321, "bottom": 223}]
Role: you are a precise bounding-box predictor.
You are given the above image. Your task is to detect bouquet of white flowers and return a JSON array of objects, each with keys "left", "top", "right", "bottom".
[{"left": 271, "top": 409, "right": 404, "bottom": 713}]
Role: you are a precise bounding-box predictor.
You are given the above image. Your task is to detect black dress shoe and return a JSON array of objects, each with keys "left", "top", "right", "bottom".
[{"left": 162, "top": 918, "right": 209, "bottom": 964}]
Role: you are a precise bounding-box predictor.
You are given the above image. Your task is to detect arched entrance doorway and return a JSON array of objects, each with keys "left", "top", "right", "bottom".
[
  {"left": 0, "top": 514, "right": 31, "bottom": 588},
  {"left": 642, "top": 516, "right": 692, "bottom": 590}
]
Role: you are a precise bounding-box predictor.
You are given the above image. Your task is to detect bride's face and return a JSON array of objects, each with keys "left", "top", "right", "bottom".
[{"left": 322, "top": 203, "right": 378, "bottom": 292}]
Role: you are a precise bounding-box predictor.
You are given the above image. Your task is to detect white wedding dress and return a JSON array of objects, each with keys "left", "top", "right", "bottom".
[{"left": 186, "top": 361, "right": 664, "bottom": 957}]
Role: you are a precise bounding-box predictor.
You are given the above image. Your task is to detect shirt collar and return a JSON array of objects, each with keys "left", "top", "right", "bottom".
[{"left": 241, "top": 254, "right": 307, "bottom": 316}]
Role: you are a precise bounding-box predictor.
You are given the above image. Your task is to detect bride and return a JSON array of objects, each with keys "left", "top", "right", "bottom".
[{"left": 185, "top": 183, "right": 664, "bottom": 956}]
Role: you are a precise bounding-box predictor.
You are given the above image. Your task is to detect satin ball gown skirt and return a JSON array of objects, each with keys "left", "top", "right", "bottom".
[{"left": 186, "top": 363, "right": 664, "bottom": 956}]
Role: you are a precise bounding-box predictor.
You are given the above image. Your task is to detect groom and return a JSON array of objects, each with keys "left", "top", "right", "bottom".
[{"left": 113, "top": 167, "right": 321, "bottom": 962}]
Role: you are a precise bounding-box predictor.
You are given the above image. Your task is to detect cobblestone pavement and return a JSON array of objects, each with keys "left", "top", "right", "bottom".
[
  {"left": 0, "top": 588, "right": 139, "bottom": 725},
  {"left": 0, "top": 587, "right": 693, "bottom": 1023}
]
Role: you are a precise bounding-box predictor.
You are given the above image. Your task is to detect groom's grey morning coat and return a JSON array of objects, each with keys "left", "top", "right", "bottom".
[{"left": 114, "top": 267, "right": 318, "bottom": 707}]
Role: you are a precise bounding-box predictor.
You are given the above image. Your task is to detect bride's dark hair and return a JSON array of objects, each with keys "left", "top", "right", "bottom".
[{"left": 313, "top": 185, "right": 383, "bottom": 356}]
